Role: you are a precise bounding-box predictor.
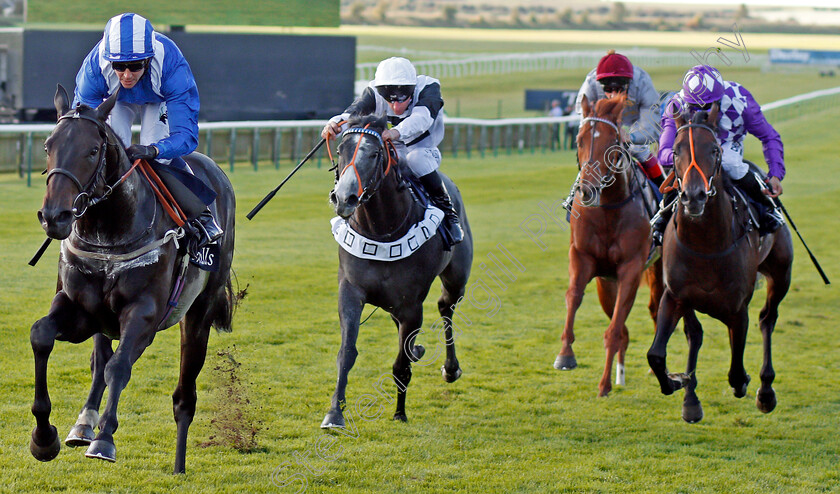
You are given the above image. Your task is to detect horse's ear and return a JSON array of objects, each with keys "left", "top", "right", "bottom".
[
  {"left": 707, "top": 101, "right": 720, "bottom": 128},
  {"left": 95, "top": 88, "right": 120, "bottom": 121},
  {"left": 580, "top": 96, "right": 592, "bottom": 118},
  {"left": 54, "top": 84, "right": 70, "bottom": 119},
  {"left": 611, "top": 93, "right": 627, "bottom": 121},
  {"left": 674, "top": 113, "right": 686, "bottom": 129}
]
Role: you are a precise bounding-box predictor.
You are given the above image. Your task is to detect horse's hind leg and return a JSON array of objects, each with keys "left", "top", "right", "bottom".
[
  {"left": 322, "top": 281, "right": 365, "bottom": 429},
  {"left": 681, "top": 310, "right": 704, "bottom": 423},
  {"left": 646, "top": 258, "right": 664, "bottom": 330},
  {"left": 30, "top": 292, "right": 97, "bottom": 462},
  {"left": 392, "top": 308, "right": 423, "bottom": 422},
  {"left": 172, "top": 307, "right": 213, "bottom": 474},
  {"left": 756, "top": 231, "right": 793, "bottom": 413},
  {"left": 598, "top": 262, "right": 643, "bottom": 397},
  {"left": 66, "top": 334, "right": 113, "bottom": 447},
  {"left": 438, "top": 279, "right": 465, "bottom": 383}
]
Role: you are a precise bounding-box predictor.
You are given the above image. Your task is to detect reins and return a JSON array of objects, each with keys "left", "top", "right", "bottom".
[
  {"left": 576, "top": 116, "right": 640, "bottom": 209},
  {"left": 672, "top": 123, "right": 721, "bottom": 197}
]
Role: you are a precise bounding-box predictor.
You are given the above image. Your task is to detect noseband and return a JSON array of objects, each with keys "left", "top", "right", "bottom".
[
  {"left": 674, "top": 123, "right": 722, "bottom": 199},
  {"left": 46, "top": 110, "right": 120, "bottom": 218},
  {"left": 335, "top": 126, "right": 394, "bottom": 204}
]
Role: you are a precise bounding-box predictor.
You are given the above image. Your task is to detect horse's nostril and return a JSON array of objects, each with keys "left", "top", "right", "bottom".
[
  {"left": 346, "top": 195, "right": 358, "bottom": 208},
  {"left": 37, "top": 210, "right": 45, "bottom": 225},
  {"left": 329, "top": 191, "right": 337, "bottom": 205}
]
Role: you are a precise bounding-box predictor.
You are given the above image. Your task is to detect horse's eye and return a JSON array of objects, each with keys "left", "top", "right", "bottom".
[
  {"left": 43, "top": 145, "right": 48, "bottom": 155},
  {"left": 90, "top": 147, "right": 99, "bottom": 157}
]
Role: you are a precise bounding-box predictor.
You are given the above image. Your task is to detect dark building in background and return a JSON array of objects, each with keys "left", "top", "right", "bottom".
[{"left": 0, "top": 29, "right": 355, "bottom": 122}]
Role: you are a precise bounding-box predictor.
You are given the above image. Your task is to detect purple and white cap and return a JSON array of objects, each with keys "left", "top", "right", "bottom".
[
  {"left": 102, "top": 13, "right": 155, "bottom": 62},
  {"left": 681, "top": 65, "right": 724, "bottom": 106}
]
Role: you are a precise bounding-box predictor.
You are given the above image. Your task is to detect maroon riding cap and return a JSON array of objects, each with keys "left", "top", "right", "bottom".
[{"left": 596, "top": 50, "right": 633, "bottom": 80}]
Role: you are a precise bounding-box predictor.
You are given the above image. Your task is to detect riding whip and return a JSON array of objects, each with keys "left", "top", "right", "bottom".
[
  {"left": 756, "top": 173, "right": 830, "bottom": 285},
  {"left": 28, "top": 237, "right": 52, "bottom": 266},
  {"left": 246, "top": 138, "right": 326, "bottom": 220}
]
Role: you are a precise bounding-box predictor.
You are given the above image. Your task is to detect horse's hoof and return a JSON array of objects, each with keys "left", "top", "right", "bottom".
[
  {"left": 554, "top": 355, "right": 577, "bottom": 370},
  {"left": 412, "top": 344, "right": 425, "bottom": 361},
  {"left": 682, "top": 402, "right": 704, "bottom": 423},
  {"left": 733, "top": 375, "right": 751, "bottom": 398},
  {"left": 30, "top": 425, "right": 60, "bottom": 462},
  {"left": 442, "top": 365, "right": 462, "bottom": 383},
  {"left": 756, "top": 388, "right": 777, "bottom": 414},
  {"left": 85, "top": 439, "right": 116, "bottom": 462},
  {"left": 65, "top": 424, "right": 95, "bottom": 447},
  {"left": 320, "top": 410, "right": 345, "bottom": 429},
  {"left": 393, "top": 412, "right": 407, "bottom": 422}
]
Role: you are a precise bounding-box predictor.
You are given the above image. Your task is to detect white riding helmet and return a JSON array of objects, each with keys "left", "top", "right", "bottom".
[{"left": 374, "top": 57, "right": 417, "bottom": 86}]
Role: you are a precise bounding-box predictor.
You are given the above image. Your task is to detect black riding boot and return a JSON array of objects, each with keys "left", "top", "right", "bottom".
[
  {"left": 420, "top": 171, "right": 464, "bottom": 246},
  {"left": 191, "top": 208, "right": 223, "bottom": 248},
  {"left": 733, "top": 173, "right": 783, "bottom": 235},
  {"left": 650, "top": 190, "right": 678, "bottom": 246}
]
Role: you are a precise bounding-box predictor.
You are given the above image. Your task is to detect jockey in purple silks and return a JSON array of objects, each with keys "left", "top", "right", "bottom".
[{"left": 650, "top": 64, "right": 784, "bottom": 245}]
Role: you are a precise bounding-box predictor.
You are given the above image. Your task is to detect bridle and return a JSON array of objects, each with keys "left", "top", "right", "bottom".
[
  {"left": 576, "top": 116, "right": 638, "bottom": 208},
  {"left": 673, "top": 123, "right": 722, "bottom": 199},
  {"left": 333, "top": 125, "right": 396, "bottom": 204},
  {"left": 45, "top": 110, "right": 129, "bottom": 218}
]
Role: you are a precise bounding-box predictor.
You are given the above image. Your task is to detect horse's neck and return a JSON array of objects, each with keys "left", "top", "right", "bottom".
[
  {"left": 676, "top": 185, "right": 734, "bottom": 247},
  {"left": 73, "top": 148, "right": 158, "bottom": 245},
  {"left": 353, "top": 173, "right": 415, "bottom": 239},
  {"left": 600, "top": 165, "right": 633, "bottom": 204}
]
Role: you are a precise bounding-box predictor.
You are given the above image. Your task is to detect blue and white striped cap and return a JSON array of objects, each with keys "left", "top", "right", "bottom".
[{"left": 102, "top": 13, "right": 155, "bottom": 62}]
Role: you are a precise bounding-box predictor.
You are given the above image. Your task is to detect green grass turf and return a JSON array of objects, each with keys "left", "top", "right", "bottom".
[{"left": 0, "top": 94, "right": 837, "bottom": 492}]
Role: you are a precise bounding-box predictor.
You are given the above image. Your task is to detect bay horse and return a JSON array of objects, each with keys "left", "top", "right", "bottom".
[
  {"left": 30, "top": 85, "right": 235, "bottom": 473},
  {"left": 646, "top": 106, "right": 793, "bottom": 423},
  {"left": 554, "top": 94, "right": 663, "bottom": 397},
  {"left": 322, "top": 115, "right": 473, "bottom": 427}
]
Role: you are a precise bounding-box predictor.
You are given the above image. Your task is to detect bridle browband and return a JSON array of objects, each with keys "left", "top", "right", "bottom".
[
  {"left": 46, "top": 110, "right": 123, "bottom": 218},
  {"left": 674, "top": 122, "right": 722, "bottom": 198}
]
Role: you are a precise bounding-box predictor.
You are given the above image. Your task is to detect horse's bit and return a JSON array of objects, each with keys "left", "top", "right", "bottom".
[{"left": 46, "top": 111, "right": 119, "bottom": 218}]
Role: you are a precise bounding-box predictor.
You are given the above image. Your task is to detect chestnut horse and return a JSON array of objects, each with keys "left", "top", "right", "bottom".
[
  {"left": 30, "top": 86, "right": 235, "bottom": 473},
  {"left": 554, "top": 95, "right": 663, "bottom": 397},
  {"left": 647, "top": 107, "right": 793, "bottom": 423}
]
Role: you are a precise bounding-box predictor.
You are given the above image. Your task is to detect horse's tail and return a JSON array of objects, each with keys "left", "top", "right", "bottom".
[{"left": 212, "top": 272, "right": 235, "bottom": 334}]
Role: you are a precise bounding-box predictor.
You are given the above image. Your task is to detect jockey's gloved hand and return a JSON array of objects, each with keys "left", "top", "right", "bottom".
[{"left": 126, "top": 144, "right": 159, "bottom": 162}]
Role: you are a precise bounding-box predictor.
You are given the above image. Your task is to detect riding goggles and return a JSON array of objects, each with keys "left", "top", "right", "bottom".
[
  {"left": 600, "top": 77, "right": 629, "bottom": 94},
  {"left": 112, "top": 61, "right": 146, "bottom": 73},
  {"left": 376, "top": 85, "right": 414, "bottom": 103}
]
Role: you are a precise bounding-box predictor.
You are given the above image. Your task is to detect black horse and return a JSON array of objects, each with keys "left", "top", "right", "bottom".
[
  {"left": 30, "top": 85, "right": 235, "bottom": 473},
  {"left": 322, "top": 115, "right": 473, "bottom": 427}
]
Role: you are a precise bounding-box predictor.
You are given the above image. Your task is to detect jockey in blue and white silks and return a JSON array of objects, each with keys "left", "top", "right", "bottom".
[
  {"left": 72, "top": 13, "right": 221, "bottom": 246},
  {"left": 650, "top": 64, "right": 784, "bottom": 245},
  {"left": 322, "top": 57, "right": 464, "bottom": 245}
]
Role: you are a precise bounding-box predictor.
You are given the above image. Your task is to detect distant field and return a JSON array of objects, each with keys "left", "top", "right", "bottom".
[
  {"left": 196, "top": 25, "right": 840, "bottom": 52},
  {"left": 0, "top": 93, "right": 838, "bottom": 492}
]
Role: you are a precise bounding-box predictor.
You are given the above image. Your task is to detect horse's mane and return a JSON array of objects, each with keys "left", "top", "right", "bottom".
[
  {"left": 345, "top": 114, "right": 388, "bottom": 133},
  {"left": 593, "top": 95, "right": 625, "bottom": 122}
]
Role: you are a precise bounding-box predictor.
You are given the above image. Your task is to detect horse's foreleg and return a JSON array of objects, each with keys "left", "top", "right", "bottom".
[
  {"left": 647, "top": 290, "right": 686, "bottom": 396},
  {"left": 756, "top": 232, "right": 792, "bottom": 414},
  {"left": 66, "top": 334, "right": 113, "bottom": 447},
  {"left": 726, "top": 308, "right": 751, "bottom": 399},
  {"left": 556, "top": 250, "right": 594, "bottom": 371},
  {"left": 172, "top": 309, "right": 212, "bottom": 474},
  {"left": 30, "top": 292, "right": 97, "bottom": 461},
  {"left": 598, "top": 265, "right": 642, "bottom": 397},
  {"left": 322, "top": 281, "right": 364, "bottom": 429},
  {"left": 86, "top": 301, "right": 158, "bottom": 462},
  {"left": 393, "top": 309, "right": 423, "bottom": 422},
  {"left": 681, "top": 310, "right": 704, "bottom": 423}
]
